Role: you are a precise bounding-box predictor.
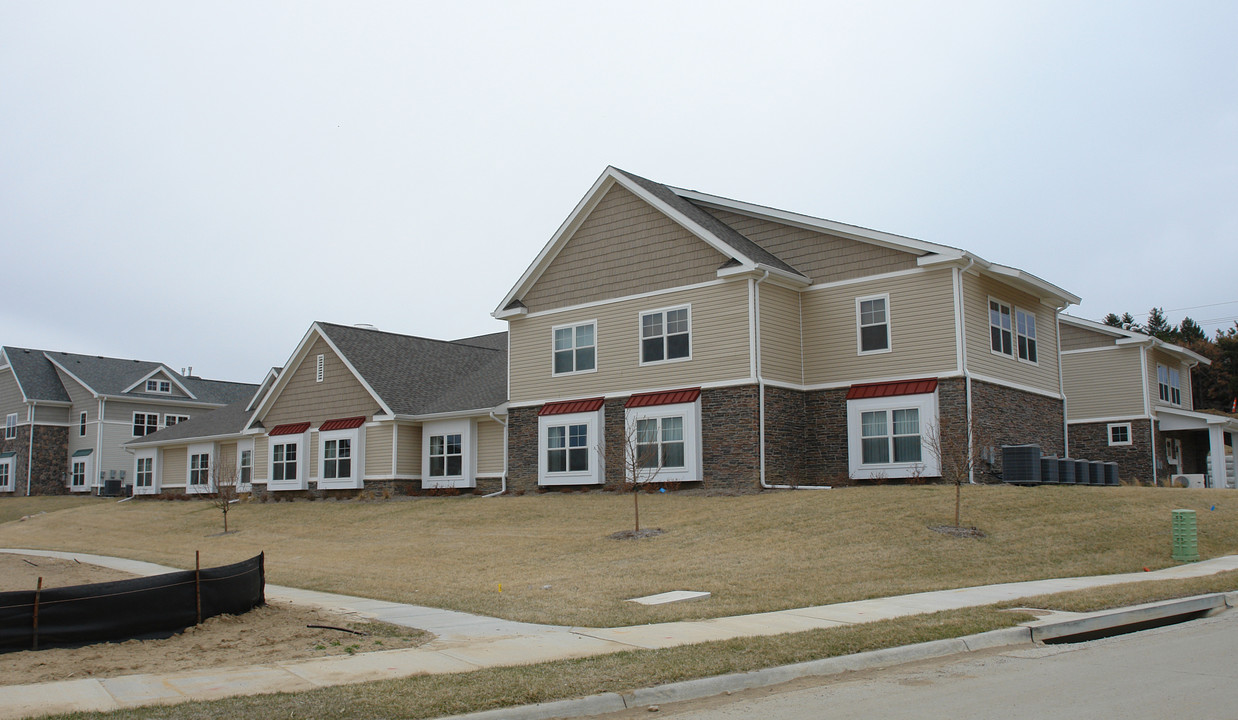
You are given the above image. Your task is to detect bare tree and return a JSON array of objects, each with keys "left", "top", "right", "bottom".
[
  {"left": 923, "top": 416, "right": 985, "bottom": 528},
  {"left": 211, "top": 459, "right": 240, "bottom": 533},
  {"left": 601, "top": 417, "right": 665, "bottom": 533}
]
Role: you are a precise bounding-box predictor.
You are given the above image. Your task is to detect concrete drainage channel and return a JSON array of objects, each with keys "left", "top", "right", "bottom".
[{"left": 441, "top": 593, "right": 1236, "bottom": 720}]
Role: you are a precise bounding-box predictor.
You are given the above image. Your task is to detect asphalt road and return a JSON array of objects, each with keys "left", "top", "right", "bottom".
[{"left": 595, "top": 610, "right": 1238, "bottom": 719}]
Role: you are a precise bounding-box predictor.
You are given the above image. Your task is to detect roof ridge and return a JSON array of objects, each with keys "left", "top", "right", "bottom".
[{"left": 317, "top": 322, "right": 504, "bottom": 354}]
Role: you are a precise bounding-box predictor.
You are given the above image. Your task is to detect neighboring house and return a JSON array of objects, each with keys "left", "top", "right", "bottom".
[
  {"left": 1059, "top": 315, "right": 1236, "bottom": 486},
  {"left": 493, "top": 167, "right": 1080, "bottom": 492},
  {"left": 125, "top": 322, "right": 508, "bottom": 495},
  {"left": 0, "top": 346, "right": 257, "bottom": 496}
]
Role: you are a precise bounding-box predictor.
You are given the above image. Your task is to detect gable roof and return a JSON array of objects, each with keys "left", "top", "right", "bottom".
[
  {"left": 495, "top": 167, "right": 1078, "bottom": 317},
  {"left": 1, "top": 346, "right": 256, "bottom": 407},
  {"left": 1059, "top": 315, "right": 1210, "bottom": 365},
  {"left": 125, "top": 399, "right": 254, "bottom": 447}
]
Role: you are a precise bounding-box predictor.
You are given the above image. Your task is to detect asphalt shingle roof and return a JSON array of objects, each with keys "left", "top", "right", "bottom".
[
  {"left": 2, "top": 347, "right": 70, "bottom": 402},
  {"left": 125, "top": 399, "right": 255, "bottom": 446}
]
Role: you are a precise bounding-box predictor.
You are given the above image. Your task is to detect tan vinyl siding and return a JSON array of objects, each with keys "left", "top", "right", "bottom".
[
  {"left": 67, "top": 407, "right": 95, "bottom": 457},
  {"left": 163, "top": 447, "right": 187, "bottom": 486},
  {"left": 1060, "top": 322, "right": 1120, "bottom": 351},
  {"left": 53, "top": 368, "right": 95, "bottom": 409},
  {"left": 510, "top": 281, "right": 752, "bottom": 403},
  {"left": 1148, "top": 349, "right": 1193, "bottom": 411},
  {"left": 308, "top": 431, "right": 319, "bottom": 478},
  {"left": 396, "top": 424, "right": 422, "bottom": 475},
  {"left": 1062, "top": 348, "right": 1145, "bottom": 419},
  {"left": 704, "top": 208, "right": 920, "bottom": 284},
  {"left": 254, "top": 435, "right": 268, "bottom": 480},
  {"left": 365, "top": 424, "right": 393, "bottom": 476},
  {"left": 32, "top": 405, "right": 70, "bottom": 424},
  {"left": 962, "top": 273, "right": 1061, "bottom": 395},
  {"left": 801, "top": 269, "right": 957, "bottom": 386},
  {"left": 219, "top": 443, "right": 237, "bottom": 479},
  {"left": 476, "top": 418, "right": 505, "bottom": 476},
  {"left": 0, "top": 369, "right": 24, "bottom": 416},
  {"left": 98, "top": 423, "right": 136, "bottom": 479},
  {"left": 758, "top": 283, "right": 802, "bottom": 384},
  {"left": 261, "top": 336, "right": 381, "bottom": 428},
  {"left": 520, "top": 184, "right": 728, "bottom": 314}
]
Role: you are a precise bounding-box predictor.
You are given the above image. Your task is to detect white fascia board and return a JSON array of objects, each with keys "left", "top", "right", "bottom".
[
  {"left": 312, "top": 326, "right": 395, "bottom": 416},
  {"left": 121, "top": 366, "right": 198, "bottom": 399},
  {"left": 41, "top": 354, "right": 100, "bottom": 399},
  {"left": 981, "top": 264, "right": 1080, "bottom": 308},
  {"left": 1156, "top": 406, "right": 1238, "bottom": 431},
  {"left": 1111, "top": 334, "right": 1209, "bottom": 366},
  {"left": 674, "top": 187, "right": 959, "bottom": 258},
  {"left": 98, "top": 395, "right": 226, "bottom": 411},
  {"left": 395, "top": 406, "right": 505, "bottom": 422},
  {"left": 717, "top": 264, "right": 811, "bottom": 288},
  {"left": 246, "top": 368, "right": 281, "bottom": 412},
  {"left": 246, "top": 325, "right": 320, "bottom": 428},
  {"left": 124, "top": 431, "right": 245, "bottom": 450}
]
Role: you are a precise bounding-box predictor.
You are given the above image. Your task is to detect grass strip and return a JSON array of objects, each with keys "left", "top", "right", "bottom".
[{"left": 1004, "top": 569, "right": 1238, "bottom": 613}]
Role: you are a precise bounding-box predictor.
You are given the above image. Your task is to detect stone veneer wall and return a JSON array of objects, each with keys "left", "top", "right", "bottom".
[
  {"left": 506, "top": 405, "right": 540, "bottom": 493},
  {"left": 803, "top": 388, "right": 849, "bottom": 482},
  {"left": 1069, "top": 420, "right": 1154, "bottom": 484},
  {"left": 969, "top": 379, "right": 1065, "bottom": 479},
  {"left": 0, "top": 425, "right": 69, "bottom": 495},
  {"left": 762, "top": 386, "right": 807, "bottom": 486}
]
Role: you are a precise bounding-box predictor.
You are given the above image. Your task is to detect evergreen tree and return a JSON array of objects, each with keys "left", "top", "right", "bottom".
[
  {"left": 1178, "top": 317, "right": 1207, "bottom": 343},
  {"left": 1144, "top": 307, "right": 1176, "bottom": 341}
]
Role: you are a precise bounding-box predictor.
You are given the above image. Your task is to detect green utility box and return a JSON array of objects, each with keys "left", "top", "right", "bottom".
[{"left": 1172, "top": 509, "right": 1199, "bottom": 562}]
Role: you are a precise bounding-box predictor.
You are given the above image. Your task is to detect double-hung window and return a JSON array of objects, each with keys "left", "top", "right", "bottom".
[
  {"left": 989, "top": 300, "right": 1013, "bottom": 357},
  {"left": 71, "top": 461, "right": 87, "bottom": 488},
  {"left": 133, "top": 413, "right": 159, "bottom": 437},
  {"left": 164, "top": 415, "right": 189, "bottom": 428},
  {"left": 135, "top": 457, "right": 154, "bottom": 488},
  {"left": 4, "top": 413, "right": 16, "bottom": 440},
  {"left": 429, "top": 434, "right": 463, "bottom": 477},
  {"left": 1158, "top": 364, "right": 1181, "bottom": 405},
  {"left": 0, "top": 454, "right": 13, "bottom": 491},
  {"left": 79, "top": 412, "right": 87, "bottom": 437},
  {"left": 640, "top": 306, "right": 690, "bottom": 364},
  {"left": 239, "top": 450, "right": 253, "bottom": 485},
  {"left": 146, "top": 379, "right": 171, "bottom": 394},
  {"left": 272, "top": 442, "right": 298, "bottom": 481},
  {"left": 857, "top": 295, "right": 890, "bottom": 354},
  {"left": 546, "top": 423, "right": 589, "bottom": 473},
  {"left": 1015, "top": 309, "right": 1038, "bottom": 363},
  {"left": 860, "top": 409, "right": 922, "bottom": 465},
  {"left": 636, "top": 416, "right": 686, "bottom": 470},
  {"left": 553, "top": 322, "right": 596, "bottom": 375},
  {"left": 189, "top": 452, "right": 210, "bottom": 487},
  {"left": 323, "top": 438, "right": 352, "bottom": 479}
]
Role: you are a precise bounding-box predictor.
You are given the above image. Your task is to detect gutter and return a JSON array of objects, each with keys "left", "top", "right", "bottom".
[
  {"left": 25, "top": 401, "right": 35, "bottom": 496},
  {"left": 484, "top": 411, "right": 508, "bottom": 497},
  {"left": 954, "top": 258, "right": 976, "bottom": 483}
]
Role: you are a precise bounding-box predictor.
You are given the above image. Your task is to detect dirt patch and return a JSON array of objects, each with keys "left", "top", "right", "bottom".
[
  {"left": 607, "top": 528, "right": 665, "bottom": 540},
  {"left": 0, "top": 555, "right": 432, "bottom": 686},
  {"left": 928, "top": 525, "right": 987, "bottom": 539}
]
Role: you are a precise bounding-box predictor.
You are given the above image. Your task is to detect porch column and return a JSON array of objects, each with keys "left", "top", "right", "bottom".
[{"left": 1207, "top": 423, "right": 1229, "bottom": 488}]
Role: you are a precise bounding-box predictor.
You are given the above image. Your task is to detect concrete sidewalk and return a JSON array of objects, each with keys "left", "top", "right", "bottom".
[{"left": 3, "top": 549, "right": 1238, "bottom": 719}]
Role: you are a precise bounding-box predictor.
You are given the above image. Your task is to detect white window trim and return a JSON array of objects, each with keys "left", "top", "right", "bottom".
[
  {"left": 317, "top": 426, "right": 365, "bottom": 490},
  {"left": 79, "top": 411, "right": 87, "bottom": 437},
  {"left": 267, "top": 432, "right": 308, "bottom": 491},
  {"left": 0, "top": 455, "right": 14, "bottom": 491},
  {"left": 133, "top": 450, "right": 160, "bottom": 495},
  {"left": 69, "top": 455, "right": 93, "bottom": 493},
  {"left": 1157, "top": 364, "right": 1182, "bottom": 406},
  {"left": 145, "top": 379, "right": 172, "bottom": 394},
  {"left": 623, "top": 400, "right": 703, "bottom": 484},
  {"left": 186, "top": 442, "right": 214, "bottom": 494},
  {"left": 988, "top": 297, "right": 1014, "bottom": 359},
  {"left": 847, "top": 393, "right": 940, "bottom": 480},
  {"left": 538, "top": 409, "right": 605, "bottom": 486},
  {"left": 164, "top": 414, "right": 190, "bottom": 428},
  {"left": 1014, "top": 307, "right": 1039, "bottom": 366},
  {"left": 1107, "top": 422, "right": 1133, "bottom": 447},
  {"left": 638, "top": 304, "right": 693, "bottom": 367},
  {"left": 4, "top": 413, "right": 16, "bottom": 440},
  {"left": 551, "top": 320, "right": 598, "bottom": 377},
  {"left": 422, "top": 419, "right": 475, "bottom": 489},
  {"left": 132, "top": 412, "right": 159, "bottom": 438},
  {"left": 236, "top": 438, "right": 254, "bottom": 493},
  {"left": 855, "top": 293, "right": 892, "bottom": 356}
]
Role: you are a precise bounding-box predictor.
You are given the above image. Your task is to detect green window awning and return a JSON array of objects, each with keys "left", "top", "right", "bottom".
[{"left": 72, "top": 449, "right": 94, "bottom": 457}]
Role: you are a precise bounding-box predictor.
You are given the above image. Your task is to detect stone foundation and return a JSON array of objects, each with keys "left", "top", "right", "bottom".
[
  {"left": 969, "top": 379, "right": 1065, "bottom": 478},
  {"left": 1069, "top": 420, "right": 1153, "bottom": 484},
  {"left": 0, "top": 425, "right": 69, "bottom": 495}
]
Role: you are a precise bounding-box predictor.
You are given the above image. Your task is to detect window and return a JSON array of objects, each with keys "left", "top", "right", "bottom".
[
  {"left": 0, "top": 455, "right": 12, "bottom": 491},
  {"left": 272, "top": 442, "right": 298, "bottom": 481},
  {"left": 546, "top": 423, "right": 589, "bottom": 473},
  {"left": 189, "top": 452, "right": 210, "bottom": 486},
  {"left": 1015, "top": 309, "right": 1038, "bottom": 363},
  {"left": 640, "top": 306, "right": 690, "bottom": 364},
  {"left": 239, "top": 450, "right": 252, "bottom": 485},
  {"left": 636, "top": 416, "right": 686, "bottom": 470},
  {"left": 133, "top": 413, "right": 158, "bottom": 437},
  {"left": 989, "top": 299, "right": 1013, "bottom": 356},
  {"left": 71, "top": 461, "right": 87, "bottom": 488},
  {"left": 145, "top": 379, "right": 171, "bottom": 394},
  {"left": 856, "top": 295, "right": 890, "bottom": 354},
  {"left": 1108, "top": 423, "right": 1132, "bottom": 446},
  {"left": 4, "top": 413, "right": 15, "bottom": 440},
  {"left": 323, "top": 438, "right": 352, "bottom": 479},
  {"left": 1158, "top": 364, "right": 1181, "bottom": 405},
  {"left": 553, "top": 322, "right": 596, "bottom": 375},
  {"left": 164, "top": 415, "right": 189, "bottom": 428},
  {"left": 316, "top": 354, "right": 325, "bottom": 383},
  {"left": 136, "top": 457, "right": 154, "bottom": 488},
  {"left": 429, "top": 434, "right": 463, "bottom": 477},
  {"left": 860, "top": 409, "right": 922, "bottom": 465}
]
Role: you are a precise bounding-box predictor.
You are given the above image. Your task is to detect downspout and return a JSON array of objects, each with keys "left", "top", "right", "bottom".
[
  {"left": 25, "top": 401, "right": 35, "bottom": 496},
  {"left": 1056, "top": 313, "right": 1068, "bottom": 456},
  {"left": 484, "top": 410, "right": 508, "bottom": 497},
  {"left": 755, "top": 271, "right": 830, "bottom": 490},
  {"left": 954, "top": 259, "right": 976, "bottom": 483},
  {"left": 96, "top": 398, "right": 106, "bottom": 493},
  {"left": 1138, "top": 344, "right": 1156, "bottom": 484}
]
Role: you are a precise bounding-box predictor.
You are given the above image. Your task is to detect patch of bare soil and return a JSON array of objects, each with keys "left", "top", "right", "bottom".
[
  {"left": 0, "top": 555, "right": 432, "bottom": 686},
  {"left": 1, "top": 554, "right": 137, "bottom": 591},
  {"left": 928, "top": 525, "right": 987, "bottom": 539},
  {"left": 607, "top": 528, "right": 665, "bottom": 540}
]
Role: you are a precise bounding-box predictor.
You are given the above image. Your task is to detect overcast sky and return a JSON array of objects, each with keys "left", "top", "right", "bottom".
[{"left": 2, "top": 1, "right": 1235, "bottom": 383}]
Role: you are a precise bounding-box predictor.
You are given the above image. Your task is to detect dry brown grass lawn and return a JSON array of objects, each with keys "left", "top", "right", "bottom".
[{"left": 2, "top": 485, "right": 1236, "bottom": 627}]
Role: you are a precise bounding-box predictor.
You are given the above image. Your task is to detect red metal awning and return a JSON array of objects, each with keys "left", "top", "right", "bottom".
[
  {"left": 845, "top": 378, "right": 938, "bottom": 400},
  {"left": 625, "top": 387, "right": 701, "bottom": 408},
  {"left": 319, "top": 416, "right": 366, "bottom": 432},
  {"left": 539, "top": 397, "right": 606, "bottom": 416},
  {"left": 269, "top": 422, "right": 311, "bottom": 436}
]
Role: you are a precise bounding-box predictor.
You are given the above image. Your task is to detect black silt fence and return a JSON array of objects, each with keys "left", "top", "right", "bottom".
[{"left": 0, "top": 553, "right": 264, "bottom": 652}]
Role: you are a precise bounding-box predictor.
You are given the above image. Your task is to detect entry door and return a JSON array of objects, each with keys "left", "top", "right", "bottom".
[{"left": 1165, "top": 438, "right": 1182, "bottom": 472}]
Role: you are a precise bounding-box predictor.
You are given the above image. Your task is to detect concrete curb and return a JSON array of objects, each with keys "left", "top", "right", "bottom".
[{"left": 438, "top": 597, "right": 1230, "bottom": 720}]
